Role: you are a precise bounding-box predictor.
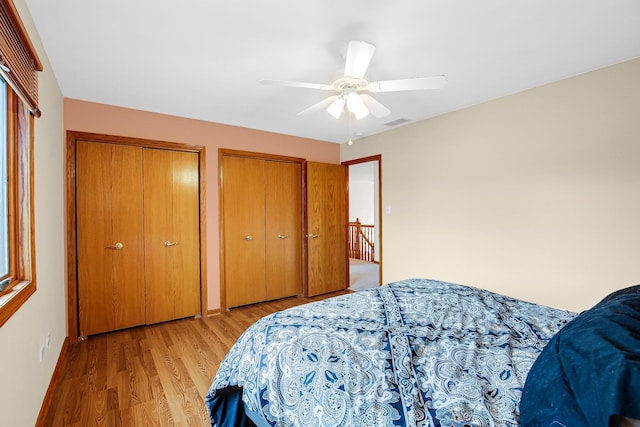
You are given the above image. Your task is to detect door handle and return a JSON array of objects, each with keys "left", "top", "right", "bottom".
[
  {"left": 277, "top": 234, "right": 288, "bottom": 239},
  {"left": 164, "top": 241, "right": 178, "bottom": 247},
  {"left": 305, "top": 233, "right": 320, "bottom": 239},
  {"left": 244, "top": 235, "right": 253, "bottom": 241},
  {"left": 106, "top": 242, "right": 123, "bottom": 250}
]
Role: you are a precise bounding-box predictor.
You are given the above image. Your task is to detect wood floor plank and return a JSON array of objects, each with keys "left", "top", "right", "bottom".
[
  {"left": 48, "top": 376, "right": 85, "bottom": 426},
  {"left": 148, "top": 334, "right": 202, "bottom": 425},
  {"left": 62, "top": 340, "right": 88, "bottom": 379},
  {"left": 148, "top": 375, "right": 174, "bottom": 427},
  {"left": 169, "top": 322, "right": 217, "bottom": 393},
  {"left": 120, "top": 400, "right": 162, "bottom": 427},
  {"left": 79, "top": 387, "right": 108, "bottom": 426},
  {"left": 121, "top": 339, "right": 154, "bottom": 408},
  {"left": 42, "top": 290, "right": 350, "bottom": 426}
]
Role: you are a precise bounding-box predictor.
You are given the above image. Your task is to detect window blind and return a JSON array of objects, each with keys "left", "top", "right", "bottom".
[{"left": 0, "top": 0, "right": 42, "bottom": 116}]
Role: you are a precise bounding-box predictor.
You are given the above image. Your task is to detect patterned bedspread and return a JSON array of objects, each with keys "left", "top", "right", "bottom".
[{"left": 206, "top": 279, "right": 576, "bottom": 426}]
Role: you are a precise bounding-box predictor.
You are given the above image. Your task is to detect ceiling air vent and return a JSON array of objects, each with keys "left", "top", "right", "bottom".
[{"left": 384, "top": 118, "right": 410, "bottom": 127}]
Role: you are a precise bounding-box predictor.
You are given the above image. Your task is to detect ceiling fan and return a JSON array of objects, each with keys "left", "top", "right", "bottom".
[{"left": 261, "top": 40, "right": 446, "bottom": 120}]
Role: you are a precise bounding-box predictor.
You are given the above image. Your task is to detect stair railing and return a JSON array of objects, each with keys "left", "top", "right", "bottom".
[{"left": 348, "top": 218, "right": 375, "bottom": 262}]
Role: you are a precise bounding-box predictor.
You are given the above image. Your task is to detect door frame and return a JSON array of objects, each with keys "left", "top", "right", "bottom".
[
  {"left": 66, "top": 131, "right": 208, "bottom": 342},
  {"left": 342, "top": 155, "right": 383, "bottom": 287}
]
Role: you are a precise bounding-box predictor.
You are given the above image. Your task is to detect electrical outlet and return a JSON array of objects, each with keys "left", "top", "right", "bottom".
[{"left": 39, "top": 345, "right": 46, "bottom": 362}]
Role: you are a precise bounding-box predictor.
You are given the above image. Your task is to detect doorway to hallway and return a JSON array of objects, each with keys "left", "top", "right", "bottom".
[{"left": 343, "top": 155, "right": 382, "bottom": 291}]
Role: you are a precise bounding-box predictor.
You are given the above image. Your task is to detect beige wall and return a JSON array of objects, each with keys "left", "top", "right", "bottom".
[
  {"left": 0, "top": 0, "right": 66, "bottom": 425},
  {"left": 342, "top": 58, "right": 640, "bottom": 312},
  {"left": 64, "top": 100, "right": 340, "bottom": 310}
]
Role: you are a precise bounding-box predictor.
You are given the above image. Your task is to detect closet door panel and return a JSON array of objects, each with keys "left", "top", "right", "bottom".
[
  {"left": 306, "top": 162, "right": 347, "bottom": 297},
  {"left": 265, "top": 161, "right": 302, "bottom": 300},
  {"left": 76, "top": 141, "right": 145, "bottom": 336},
  {"left": 223, "top": 156, "right": 267, "bottom": 308},
  {"left": 143, "top": 149, "right": 201, "bottom": 324}
]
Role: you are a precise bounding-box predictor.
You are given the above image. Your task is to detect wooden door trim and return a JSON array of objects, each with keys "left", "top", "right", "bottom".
[
  {"left": 66, "top": 131, "right": 207, "bottom": 342},
  {"left": 219, "top": 148, "right": 305, "bottom": 163},
  {"left": 342, "top": 155, "right": 383, "bottom": 287},
  {"left": 218, "top": 149, "right": 306, "bottom": 310}
]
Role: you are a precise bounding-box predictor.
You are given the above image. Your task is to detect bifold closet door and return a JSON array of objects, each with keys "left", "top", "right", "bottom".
[
  {"left": 143, "top": 149, "right": 201, "bottom": 324},
  {"left": 76, "top": 141, "right": 146, "bottom": 336},
  {"left": 223, "top": 156, "right": 267, "bottom": 308},
  {"left": 265, "top": 161, "right": 302, "bottom": 300}
]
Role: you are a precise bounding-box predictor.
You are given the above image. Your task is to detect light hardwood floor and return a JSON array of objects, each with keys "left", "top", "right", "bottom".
[{"left": 41, "top": 291, "right": 350, "bottom": 426}]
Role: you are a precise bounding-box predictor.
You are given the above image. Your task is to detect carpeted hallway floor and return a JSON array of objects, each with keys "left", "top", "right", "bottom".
[{"left": 349, "top": 258, "right": 380, "bottom": 291}]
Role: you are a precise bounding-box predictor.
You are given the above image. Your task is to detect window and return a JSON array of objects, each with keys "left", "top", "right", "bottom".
[
  {"left": 0, "top": 74, "right": 36, "bottom": 326},
  {"left": 0, "top": 0, "right": 41, "bottom": 327},
  {"left": 1, "top": 78, "right": 8, "bottom": 286}
]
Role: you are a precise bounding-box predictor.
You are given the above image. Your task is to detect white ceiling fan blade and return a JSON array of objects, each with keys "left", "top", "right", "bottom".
[
  {"left": 297, "top": 95, "right": 339, "bottom": 116},
  {"left": 344, "top": 41, "right": 375, "bottom": 79},
  {"left": 261, "top": 79, "right": 333, "bottom": 90},
  {"left": 359, "top": 94, "right": 391, "bottom": 118},
  {"left": 367, "top": 75, "right": 447, "bottom": 92}
]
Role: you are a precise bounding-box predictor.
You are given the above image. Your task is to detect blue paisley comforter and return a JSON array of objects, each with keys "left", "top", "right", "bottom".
[{"left": 205, "top": 279, "right": 575, "bottom": 426}]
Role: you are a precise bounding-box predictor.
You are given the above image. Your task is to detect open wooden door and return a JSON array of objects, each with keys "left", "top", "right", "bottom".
[{"left": 305, "top": 161, "right": 347, "bottom": 296}]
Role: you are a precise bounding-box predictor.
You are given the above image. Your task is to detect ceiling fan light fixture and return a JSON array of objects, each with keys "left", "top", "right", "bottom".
[
  {"left": 326, "top": 96, "right": 345, "bottom": 119},
  {"left": 346, "top": 92, "right": 369, "bottom": 120},
  {"left": 264, "top": 40, "right": 445, "bottom": 122}
]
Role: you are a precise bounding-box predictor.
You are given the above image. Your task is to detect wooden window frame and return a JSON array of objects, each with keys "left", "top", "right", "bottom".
[
  {"left": 0, "top": 84, "right": 36, "bottom": 327},
  {"left": 0, "top": 0, "right": 39, "bottom": 327}
]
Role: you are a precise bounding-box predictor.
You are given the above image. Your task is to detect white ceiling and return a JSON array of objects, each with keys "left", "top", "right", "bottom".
[{"left": 24, "top": 0, "right": 640, "bottom": 144}]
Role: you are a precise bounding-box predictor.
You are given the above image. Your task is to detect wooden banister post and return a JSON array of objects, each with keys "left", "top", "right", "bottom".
[{"left": 355, "top": 218, "right": 361, "bottom": 259}]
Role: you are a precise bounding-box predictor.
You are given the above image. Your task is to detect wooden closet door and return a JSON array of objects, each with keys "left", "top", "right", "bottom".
[
  {"left": 76, "top": 141, "right": 145, "bottom": 336},
  {"left": 306, "top": 162, "right": 347, "bottom": 296},
  {"left": 222, "top": 156, "right": 266, "bottom": 308},
  {"left": 265, "top": 161, "right": 302, "bottom": 300},
  {"left": 143, "top": 149, "right": 201, "bottom": 324}
]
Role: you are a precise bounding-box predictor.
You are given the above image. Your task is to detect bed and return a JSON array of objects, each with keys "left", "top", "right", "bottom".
[
  {"left": 520, "top": 284, "right": 640, "bottom": 426},
  {"left": 205, "top": 278, "right": 585, "bottom": 426}
]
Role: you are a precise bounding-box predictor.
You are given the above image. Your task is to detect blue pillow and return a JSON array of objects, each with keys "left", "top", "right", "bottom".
[{"left": 520, "top": 286, "right": 640, "bottom": 426}]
